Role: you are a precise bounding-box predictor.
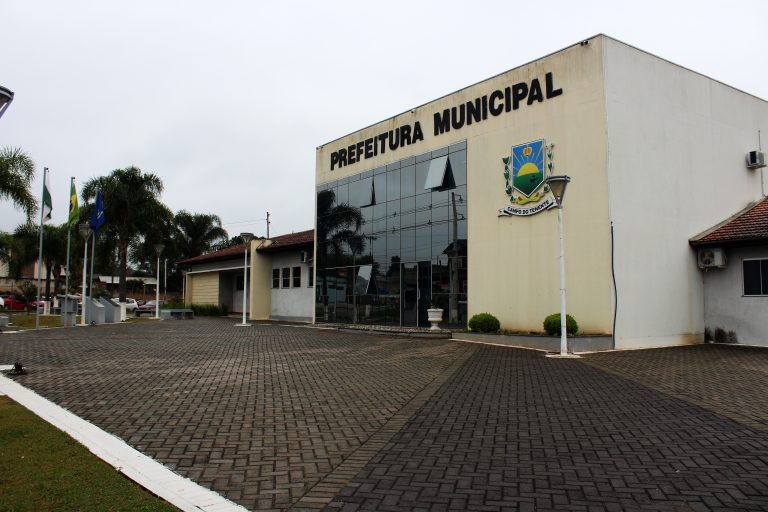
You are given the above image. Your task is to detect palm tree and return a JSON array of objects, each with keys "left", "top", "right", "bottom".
[
  {"left": 9, "top": 222, "right": 70, "bottom": 300},
  {"left": 82, "top": 167, "right": 167, "bottom": 302},
  {"left": 173, "top": 210, "right": 228, "bottom": 259},
  {"left": 316, "top": 189, "right": 364, "bottom": 314},
  {"left": 0, "top": 147, "right": 36, "bottom": 220}
]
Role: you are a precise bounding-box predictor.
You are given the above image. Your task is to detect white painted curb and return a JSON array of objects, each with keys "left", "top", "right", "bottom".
[{"left": 0, "top": 371, "right": 247, "bottom": 512}]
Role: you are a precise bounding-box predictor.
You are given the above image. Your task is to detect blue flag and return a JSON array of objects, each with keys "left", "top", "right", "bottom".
[{"left": 90, "top": 190, "right": 105, "bottom": 235}]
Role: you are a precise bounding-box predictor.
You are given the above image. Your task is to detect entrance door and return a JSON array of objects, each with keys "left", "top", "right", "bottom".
[
  {"left": 233, "top": 274, "right": 244, "bottom": 313},
  {"left": 401, "top": 262, "right": 431, "bottom": 327}
]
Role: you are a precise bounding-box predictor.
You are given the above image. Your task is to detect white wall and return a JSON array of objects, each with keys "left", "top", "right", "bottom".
[
  {"left": 269, "top": 251, "right": 313, "bottom": 322},
  {"left": 703, "top": 246, "right": 768, "bottom": 346},
  {"left": 604, "top": 38, "right": 768, "bottom": 348}
]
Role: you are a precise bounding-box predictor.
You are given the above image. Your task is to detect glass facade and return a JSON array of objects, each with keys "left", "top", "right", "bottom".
[{"left": 316, "top": 141, "right": 468, "bottom": 327}]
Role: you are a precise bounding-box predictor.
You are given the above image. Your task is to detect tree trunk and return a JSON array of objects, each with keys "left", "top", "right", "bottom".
[{"left": 118, "top": 241, "right": 129, "bottom": 302}]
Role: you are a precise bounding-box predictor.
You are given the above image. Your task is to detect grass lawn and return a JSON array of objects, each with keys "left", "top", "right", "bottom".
[{"left": 0, "top": 396, "right": 179, "bottom": 511}]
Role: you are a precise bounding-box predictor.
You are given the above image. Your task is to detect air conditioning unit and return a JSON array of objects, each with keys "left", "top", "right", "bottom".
[
  {"left": 300, "top": 250, "right": 310, "bottom": 264},
  {"left": 746, "top": 150, "right": 766, "bottom": 169},
  {"left": 697, "top": 248, "right": 726, "bottom": 269}
]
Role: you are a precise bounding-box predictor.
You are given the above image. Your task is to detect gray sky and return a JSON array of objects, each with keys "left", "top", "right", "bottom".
[{"left": 2, "top": 0, "right": 767, "bottom": 238}]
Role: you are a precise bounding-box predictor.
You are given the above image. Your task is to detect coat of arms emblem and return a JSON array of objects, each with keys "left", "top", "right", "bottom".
[{"left": 500, "top": 139, "right": 557, "bottom": 216}]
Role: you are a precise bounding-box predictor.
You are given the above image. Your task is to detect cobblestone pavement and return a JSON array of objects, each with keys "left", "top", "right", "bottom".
[{"left": 1, "top": 322, "right": 767, "bottom": 511}]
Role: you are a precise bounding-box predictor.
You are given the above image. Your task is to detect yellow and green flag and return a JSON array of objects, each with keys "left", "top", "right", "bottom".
[{"left": 68, "top": 180, "right": 79, "bottom": 226}]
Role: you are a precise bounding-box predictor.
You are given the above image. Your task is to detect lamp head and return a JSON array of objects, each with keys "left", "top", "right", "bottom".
[
  {"left": 78, "top": 223, "right": 92, "bottom": 239},
  {"left": 240, "top": 232, "right": 254, "bottom": 245},
  {"left": 153, "top": 243, "right": 164, "bottom": 256},
  {"left": 545, "top": 175, "right": 571, "bottom": 208},
  {"left": 0, "top": 85, "right": 14, "bottom": 119}
]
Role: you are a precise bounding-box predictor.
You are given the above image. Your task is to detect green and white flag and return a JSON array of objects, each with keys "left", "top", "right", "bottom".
[{"left": 42, "top": 169, "right": 52, "bottom": 223}]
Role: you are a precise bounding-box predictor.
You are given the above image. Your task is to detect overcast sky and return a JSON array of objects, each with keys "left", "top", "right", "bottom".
[{"left": 2, "top": 0, "right": 767, "bottom": 238}]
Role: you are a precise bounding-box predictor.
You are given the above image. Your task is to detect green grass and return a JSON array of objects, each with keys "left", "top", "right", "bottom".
[
  {"left": 0, "top": 314, "right": 65, "bottom": 330},
  {"left": 0, "top": 396, "right": 179, "bottom": 512}
]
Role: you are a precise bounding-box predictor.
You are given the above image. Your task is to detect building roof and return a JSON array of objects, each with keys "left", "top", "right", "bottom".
[
  {"left": 178, "top": 229, "right": 314, "bottom": 266},
  {"left": 689, "top": 197, "right": 768, "bottom": 247},
  {"left": 256, "top": 229, "right": 314, "bottom": 253}
]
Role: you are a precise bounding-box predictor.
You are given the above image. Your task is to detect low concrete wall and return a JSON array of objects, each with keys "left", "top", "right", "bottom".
[{"left": 453, "top": 332, "right": 614, "bottom": 353}]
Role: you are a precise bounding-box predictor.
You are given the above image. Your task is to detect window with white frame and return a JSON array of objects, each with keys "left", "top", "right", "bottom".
[
  {"left": 743, "top": 259, "right": 768, "bottom": 296},
  {"left": 281, "top": 267, "right": 290, "bottom": 288},
  {"left": 272, "top": 269, "right": 280, "bottom": 288},
  {"left": 292, "top": 266, "right": 301, "bottom": 288}
]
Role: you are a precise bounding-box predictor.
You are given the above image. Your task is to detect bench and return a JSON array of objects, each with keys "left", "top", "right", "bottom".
[{"left": 159, "top": 309, "right": 194, "bottom": 320}]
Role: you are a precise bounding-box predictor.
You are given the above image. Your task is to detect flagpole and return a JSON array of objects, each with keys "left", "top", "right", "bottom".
[
  {"left": 81, "top": 233, "right": 89, "bottom": 326},
  {"left": 64, "top": 177, "right": 74, "bottom": 323},
  {"left": 89, "top": 231, "right": 95, "bottom": 308},
  {"left": 35, "top": 167, "right": 49, "bottom": 330}
]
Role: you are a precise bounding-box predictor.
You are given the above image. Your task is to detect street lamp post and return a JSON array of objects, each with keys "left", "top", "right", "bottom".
[
  {"left": 544, "top": 175, "right": 578, "bottom": 358},
  {"left": 0, "top": 85, "right": 14, "bottom": 120},
  {"left": 154, "top": 243, "right": 164, "bottom": 319},
  {"left": 78, "top": 223, "right": 92, "bottom": 325},
  {"left": 236, "top": 233, "right": 254, "bottom": 326}
]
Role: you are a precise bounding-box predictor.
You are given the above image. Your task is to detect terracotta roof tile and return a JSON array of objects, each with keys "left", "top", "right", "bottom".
[
  {"left": 178, "top": 229, "right": 315, "bottom": 265},
  {"left": 690, "top": 197, "right": 768, "bottom": 246},
  {"left": 257, "top": 229, "right": 314, "bottom": 253}
]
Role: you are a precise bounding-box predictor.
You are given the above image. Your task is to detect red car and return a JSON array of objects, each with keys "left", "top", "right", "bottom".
[{"left": 2, "top": 296, "right": 29, "bottom": 311}]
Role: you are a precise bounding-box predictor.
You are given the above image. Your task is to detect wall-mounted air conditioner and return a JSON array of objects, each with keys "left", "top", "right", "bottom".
[
  {"left": 697, "top": 248, "right": 726, "bottom": 269},
  {"left": 746, "top": 150, "right": 766, "bottom": 169}
]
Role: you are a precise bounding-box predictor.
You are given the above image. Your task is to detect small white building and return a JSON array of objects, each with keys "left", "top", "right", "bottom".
[{"left": 181, "top": 230, "right": 314, "bottom": 322}]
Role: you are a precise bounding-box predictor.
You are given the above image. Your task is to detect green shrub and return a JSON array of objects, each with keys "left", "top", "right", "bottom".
[
  {"left": 185, "top": 303, "right": 230, "bottom": 316},
  {"left": 468, "top": 313, "right": 500, "bottom": 333},
  {"left": 543, "top": 313, "right": 578, "bottom": 336}
]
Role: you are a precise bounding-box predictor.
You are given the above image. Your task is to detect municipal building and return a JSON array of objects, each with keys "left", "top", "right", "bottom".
[{"left": 185, "top": 35, "right": 767, "bottom": 350}]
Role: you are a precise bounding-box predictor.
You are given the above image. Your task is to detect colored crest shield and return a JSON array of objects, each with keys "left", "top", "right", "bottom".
[{"left": 511, "top": 139, "right": 545, "bottom": 197}]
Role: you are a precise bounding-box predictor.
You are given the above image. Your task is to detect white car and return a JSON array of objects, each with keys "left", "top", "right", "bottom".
[{"left": 111, "top": 297, "right": 138, "bottom": 311}]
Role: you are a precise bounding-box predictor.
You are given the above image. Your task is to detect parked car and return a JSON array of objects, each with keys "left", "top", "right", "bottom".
[
  {"left": 111, "top": 297, "right": 138, "bottom": 311},
  {"left": 135, "top": 300, "right": 164, "bottom": 316},
  {"left": 2, "top": 296, "right": 29, "bottom": 311}
]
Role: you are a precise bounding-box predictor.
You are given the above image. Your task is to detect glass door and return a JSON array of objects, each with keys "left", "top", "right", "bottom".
[{"left": 401, "top": 262, "right": 431, "bottom": 327}]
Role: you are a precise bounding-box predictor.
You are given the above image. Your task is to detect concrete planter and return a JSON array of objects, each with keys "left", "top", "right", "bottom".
[{"left": 427, "top": 308, "right": 443, "bottom": 330}]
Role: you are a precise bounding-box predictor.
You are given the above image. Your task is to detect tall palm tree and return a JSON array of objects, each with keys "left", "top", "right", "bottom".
[
  {"left": 316, "top": 189, "right": 364, "bottom": 310},
  {"left": 82, "top": 167, "right": 167, "bottom": 302},
  {"left": 0, "top": 147, "right": 36, "bottom": 220},
  {"left": 173, "top": 210, "right": 228, "bottom": 259}
]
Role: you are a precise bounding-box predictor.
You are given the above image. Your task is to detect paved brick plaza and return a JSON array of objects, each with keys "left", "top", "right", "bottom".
[{"left": 1, "top": 319, "right": 767, "bottom": 511}]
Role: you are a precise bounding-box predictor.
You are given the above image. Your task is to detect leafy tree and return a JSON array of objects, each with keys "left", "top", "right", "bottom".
[
  {"left": 173, "top": 211, "right": 228, "bottom": 259},
  {"left": 316, "top": 189, "right": 363, "bottom": 307},
  {"left": 82, "top": 167, "right": 167, "bottom": 302},
  {"left": 9, "top": 222, "right": 69, "bottom": 299},
  {"left": 0, "top": 147, "right": 36, "bottom": 220}
]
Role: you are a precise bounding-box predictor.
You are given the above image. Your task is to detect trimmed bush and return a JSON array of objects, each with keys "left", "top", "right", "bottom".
[
  {"left": 185, "top": 303, "right": 230, "bottom": 316},
  {"left": 543, "top": 313, "right": 578, "bottom": 336},
  {"left": 468, "top": 313, "right": 500, "bottom": 333}
]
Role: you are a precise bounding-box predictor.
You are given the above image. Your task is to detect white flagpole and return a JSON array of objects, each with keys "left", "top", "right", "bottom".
[
  {"left": 64, "top": 177, "right": 74, "bottom": 323},
  {"left": 81, "top": 235, "right": 89, "bottom": 326},
  {"left": 35, "top": 167, "right": 48, "bottom": 330}
]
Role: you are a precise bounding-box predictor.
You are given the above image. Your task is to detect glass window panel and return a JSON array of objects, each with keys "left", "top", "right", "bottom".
[
  {"left": 336, "top": 183, "right": 349, "bottom": 205},
  {"left": 292, "top": 266, "right": 302, "bottom": 287},
  {"left": 272, "top": 269, "right": 280, "bottom": 288},
  {"left": 400, "top": 227, "right": 415, "bottom": 262},
  {"left": 362, "top": 169, "right": 374, "bottom": 179},
  {"left": 415, "top": 151, "right": 431, "bottom": 163},
  {"left": 374, "top": 165, "right": 387, "bottom": 175},
  {"left": 449, "top": 140, "right": 467, "bottom": 152},
  {"left": 282, "top": 267, "right": 290, "bottom": 288},
  {"left": 400, "top": 196, "right": 415, "bottom": 229},
  {"left": 450, "top": 149, "right": 467, "bottom": 186},
  {"left": 431, "top": 222, "right": 449, "bottom": 257},
  {"left": 349, "top": 177, "right": 372, "bottom": 207},
  {"left": 415, "top": 160, "right": 430, "bottom": 191},
  {"left": 372, "top": 234, "right": 386, "bottom": 261},
  {"left": 339, "top": 176, "right": 351, "bottom": 185},
  {"left": 402, "top": 156, "right": 415, "bottom": 167},
  {"left": 415, "top": 226, "right": 431, "bottom": 260},
  {"left": 355, "top": 265, "right": 373, "bottom": 295},
  {"left": 361, "top": 206, "right": 373, "bottom": 235},
  {"left": 762, "top": 260, "right": 768, "bottom": 295},
  {"left": 424, "top": 156, "right": 448, "bottom": 190},
  {"left": 432, "top": 204, "right": 448, "bottom": 224},
  {"left": 373, "top": 173, "right": 387, "bottom": 203},
  {"left": 386, "top": 231, "right": 401, "bottom": 261},
  {"left": 432, "top": 146, "right": 448, "bottom": 158},
  {"left": 387, "top": 169, "right": 400, "bottom": 200},
  {"left": 401, "top": 164, "right": 416, "bottom": 198},
  {"left": 373, "top": 204, "right": 387, "bottom": 235},
  {"left": 386, "top": 161, "right": 401, "bottom": 171},
  {"left": 744, "top": 260, "right": 761, "bottom": 295},
  {"left": 387, "top": 200, "right": 400, "bottom": 231}
]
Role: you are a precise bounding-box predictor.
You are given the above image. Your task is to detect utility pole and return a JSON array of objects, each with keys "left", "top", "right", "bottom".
[{"left": 266, "top": 211, "right": 270, "bottom": 239}]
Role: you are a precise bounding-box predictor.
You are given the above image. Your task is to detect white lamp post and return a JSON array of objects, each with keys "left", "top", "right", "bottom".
[
  {"left": 154, "top": 243, "right": 164, "bottom": 319},
  {"left": 78, "top": 223, "right": 92, "bottom": 325},
  {"left": 236, "top": 233, "right": 253, "bottom": 326},
  {"left": 544, "top": 175, "right": 579, "bottom": 358},
  {"left": 0, "top": 85, "right": 14, "bottom": 120}
]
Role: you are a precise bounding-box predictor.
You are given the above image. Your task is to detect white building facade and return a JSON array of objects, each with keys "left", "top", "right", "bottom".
[{"left": 314, "top": 35, "right": 768, "bottom": 349}]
